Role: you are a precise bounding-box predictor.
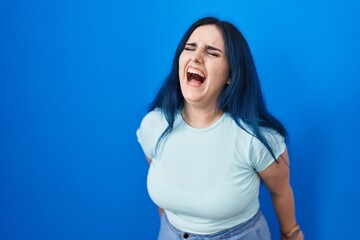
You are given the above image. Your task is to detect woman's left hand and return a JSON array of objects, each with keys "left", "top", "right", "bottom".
[{"left": 280, "top": 230, "right": 304, "bottom": 240}]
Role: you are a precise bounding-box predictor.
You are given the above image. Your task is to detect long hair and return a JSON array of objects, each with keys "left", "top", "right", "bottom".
[{"left": 149, "top": 16, "right": 287, "bottom": 160}]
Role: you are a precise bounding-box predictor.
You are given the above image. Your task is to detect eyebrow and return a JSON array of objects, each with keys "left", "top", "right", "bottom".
[{"left": 185, "top": 42, "right": 223, "bottom": 53}]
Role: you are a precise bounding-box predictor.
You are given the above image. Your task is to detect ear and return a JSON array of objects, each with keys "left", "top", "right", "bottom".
[{"left": 227, "top": 72, "right": 232, "bottom": 85}]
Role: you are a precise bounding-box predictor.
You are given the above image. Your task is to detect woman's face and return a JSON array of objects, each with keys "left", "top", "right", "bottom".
[{"left": 178, "top": 24, "right": 230, "bottom": 109}]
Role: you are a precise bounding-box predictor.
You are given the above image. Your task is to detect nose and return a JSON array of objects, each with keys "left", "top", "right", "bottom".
[{"left": 191, "top": 50, "right": 203, "bottom": 64}]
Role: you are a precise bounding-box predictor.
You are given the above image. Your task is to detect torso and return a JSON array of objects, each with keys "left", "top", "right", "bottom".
[{"left": 146, "top": 111, "right": 264, "bottom": 234}]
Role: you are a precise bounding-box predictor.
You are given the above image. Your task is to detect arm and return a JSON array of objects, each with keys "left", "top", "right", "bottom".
[
  {"left": 258, "top": 148, "right": 304, "bottom": 240},
  {"left": 145, "top": 155, "right": 164, "bottom": 218}
]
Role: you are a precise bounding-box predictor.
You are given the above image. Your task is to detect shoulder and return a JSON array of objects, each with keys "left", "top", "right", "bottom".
[
  {"left": 140, "top": 108, "right": 165, "bottom": 127},
  {"left": 136, "top": 108, "right": 169, "bottom": 159},
  {"left": 138, "top": 108, "right": 171, "bottom": 133},
  {"left": 138, "top": 108, "right": 169, "bottom": 138},
  {"left": 230, "top": 116, "right": 285, "bottom": 146},
  {"left": 252, "top": 127, "right": 285, "bottom": 149},
  {"left": 249, "top": 127, "right": 286, "bottom": 170},
  {"left": 249, "top": 126, "right": 285, "bottom": 151}
]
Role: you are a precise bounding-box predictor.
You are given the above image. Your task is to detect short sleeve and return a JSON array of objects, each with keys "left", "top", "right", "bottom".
[
  {"left": 249, "top": 129, "right": 286, "bottom": 172},
  {"left": 136, "top": 109, "right": 167, "bottom": 159}
]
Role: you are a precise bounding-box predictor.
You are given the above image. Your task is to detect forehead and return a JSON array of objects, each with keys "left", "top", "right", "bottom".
[{"left": 187, "top": 25, "right": 224, "bottom": 48}]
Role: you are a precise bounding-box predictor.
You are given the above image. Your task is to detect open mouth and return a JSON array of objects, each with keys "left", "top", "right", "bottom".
[{"left": 186, "top": 67, "right": 206, "bottom": 86}]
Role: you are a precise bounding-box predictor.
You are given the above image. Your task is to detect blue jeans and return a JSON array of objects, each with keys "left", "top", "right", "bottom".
[{"left": 157, "top": 211, "right": 271, "bottom": 240}]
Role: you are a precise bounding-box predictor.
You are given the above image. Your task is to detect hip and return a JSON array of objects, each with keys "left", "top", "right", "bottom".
[{"left": 157, "top": 210, "right": 271, "bottom": 240}]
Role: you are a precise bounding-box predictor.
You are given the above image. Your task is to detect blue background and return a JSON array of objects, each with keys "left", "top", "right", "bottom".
[{"left": 1, "top": 0, "right": 359, "bottom": 239}]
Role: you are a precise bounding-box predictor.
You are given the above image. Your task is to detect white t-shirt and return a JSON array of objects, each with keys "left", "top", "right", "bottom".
[{"left": 136, "top": 109, "right": 286, "bottom": 234}]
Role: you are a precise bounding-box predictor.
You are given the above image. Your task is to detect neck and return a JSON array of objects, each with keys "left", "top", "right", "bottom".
[{"left": 181, "top": 104, "right": 224, "bottom": 128}]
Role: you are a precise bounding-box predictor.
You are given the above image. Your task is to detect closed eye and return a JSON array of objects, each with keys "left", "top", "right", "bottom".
[
  {"left": 208, "top": 52, "right": 220, "bottom": 57},
  {"left": 184, "top": 43, "right": 196, "bottom": 51}
]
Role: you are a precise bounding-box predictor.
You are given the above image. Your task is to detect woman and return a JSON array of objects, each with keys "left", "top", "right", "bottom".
[{"left": 137, "top": 17, "right": 304, "bottom": 240}]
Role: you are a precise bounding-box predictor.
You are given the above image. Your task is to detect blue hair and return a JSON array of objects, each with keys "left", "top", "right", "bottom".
[{"left": 149, "top": 17, "right": 287, "bottom": 160}]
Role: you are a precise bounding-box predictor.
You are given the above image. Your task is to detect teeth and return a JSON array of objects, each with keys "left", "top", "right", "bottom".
[{"left": 187, "top": 67, "right": 205, "bottom": 78}]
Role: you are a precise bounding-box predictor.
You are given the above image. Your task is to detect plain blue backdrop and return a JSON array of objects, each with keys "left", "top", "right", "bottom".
[{"left": 1, "top": 0, "right": 359, "bottom": 239}]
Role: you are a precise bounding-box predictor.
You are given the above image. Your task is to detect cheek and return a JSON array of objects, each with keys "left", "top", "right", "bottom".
[
  {"left": 220, "top": 64, "right": 230, "bottom": 83},
  {"left": 211, "top": 63, "right": 229, "bottom": 84},
  {"left": 178, "top": 53, "right": 186, "bottom": 76}
]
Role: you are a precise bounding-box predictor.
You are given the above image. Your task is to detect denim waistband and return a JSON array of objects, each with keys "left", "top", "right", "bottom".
[{"left": 163, "top": 210, "right": 262, "bottom": 240}]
